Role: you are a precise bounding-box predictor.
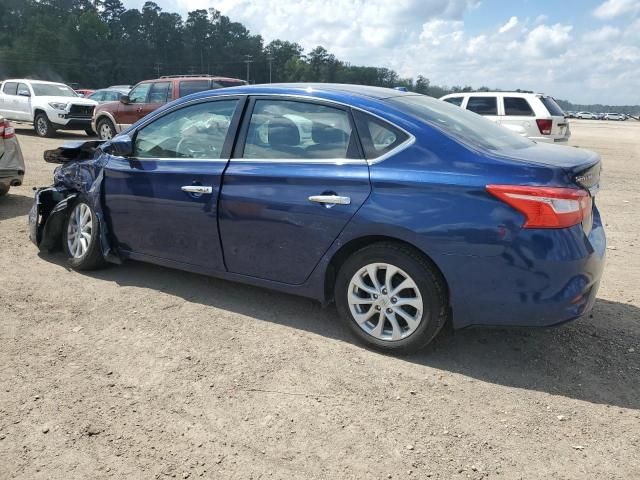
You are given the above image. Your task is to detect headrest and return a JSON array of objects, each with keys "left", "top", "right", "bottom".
[
  {"left": 311, "top": 122, "right": 347, "bottom": 145},
  {"left": 268, "top": 117, "right": 300, "bottom": 147}
]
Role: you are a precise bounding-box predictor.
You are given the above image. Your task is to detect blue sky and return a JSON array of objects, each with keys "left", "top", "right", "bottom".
[{"left": 121, "top": 0, "right": 640, "bottom": 104}]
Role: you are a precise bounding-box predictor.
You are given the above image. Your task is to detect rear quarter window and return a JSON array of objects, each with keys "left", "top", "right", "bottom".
[
  {"left": 540, "top": 97, "right": 565, "bottom": 116},
  {"left": 353, "top": 111, "right": 408, "bottom": 160},
  {"left": 504, "top": 97, "right": 535, "bottom": 116},
  {"left": 179, "top": 80, "right": 211, "bottom": 98},
  {"left": 466, "top": 97, "right": 498, "bottom": 116}
]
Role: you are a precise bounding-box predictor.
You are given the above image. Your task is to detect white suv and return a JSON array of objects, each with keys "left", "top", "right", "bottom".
[
  {"left": 440, "top": 92, "right": 570, "bottom": 144},
  {"left": 0, "top": 79, "right": 97, "bottom": 137}
]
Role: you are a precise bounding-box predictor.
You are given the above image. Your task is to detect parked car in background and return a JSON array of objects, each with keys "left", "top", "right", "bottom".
[
  {"left": 87, "top": 87, "right": 130, "bottom": 104},
  {"left": 576, "top": 111, "right": 596, "bottom": 119},
  {"left": 92, "top": 75, "right": 247, "bottom": 140},
  {"left": 0, "top": 116, "right": 25, "bottom": 196},
  {"left": 108, "top": 85, "right": 132, "bottom": 90},
  {"left": 75, "top": 89, "right": 95, "bottom": 98},
  {"left": 32, "top": 84, "right": 604, "bottom": 353},
  {"left": 0, "top": 79, "right": 97, "bottom": 137},
  {"left": 440, "top": 91, "right": 570, "bottom": 143},
  {"left": 604, "top": 113, "right": 625, "bottom": 121}
]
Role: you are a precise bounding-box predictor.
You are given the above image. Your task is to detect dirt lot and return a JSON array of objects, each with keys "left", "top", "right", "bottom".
[{"left": 1, "top": 119, "right": 639, "bottom": 479}]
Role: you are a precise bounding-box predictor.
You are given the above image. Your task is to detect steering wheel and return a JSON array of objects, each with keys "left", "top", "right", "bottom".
[{"left": 175, "top": 137, "right": 216, "bottom": 158}]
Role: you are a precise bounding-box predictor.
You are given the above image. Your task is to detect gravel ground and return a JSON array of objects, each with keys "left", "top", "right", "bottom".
[{"left": 1, "top": 120, "right": 639, "bottom": 479}]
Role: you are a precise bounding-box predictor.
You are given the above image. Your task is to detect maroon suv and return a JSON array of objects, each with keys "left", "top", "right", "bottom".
[{"left": 92, "top": 75, "right": 246, "bottom": 140}]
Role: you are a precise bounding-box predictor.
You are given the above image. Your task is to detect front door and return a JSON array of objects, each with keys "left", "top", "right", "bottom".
[
  {"left": 117, "top": 82, "right": 152, "bottom": 128},
  {"left": 218, "top": 97, "right": 371, "bottom": 285},
  {"left": 103, "top": 97, "right": 243, "bottom": 271}
]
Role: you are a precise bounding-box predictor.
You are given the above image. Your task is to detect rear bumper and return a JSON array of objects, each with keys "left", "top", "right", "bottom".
[
  {"left": 440, "top": 208, "right": 606, "bottom": 329},
  {"left": 531, "top": 136, "right": 570, "bottom": 144}
]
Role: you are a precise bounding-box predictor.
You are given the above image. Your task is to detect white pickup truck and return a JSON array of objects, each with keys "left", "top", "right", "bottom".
[{"left": 0, "top": 79, "right": 97, "bottom": 137}]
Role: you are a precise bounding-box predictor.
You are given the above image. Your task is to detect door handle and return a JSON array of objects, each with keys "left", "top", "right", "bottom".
[
  {"left": 308, "top": 195, "right": 351, "bottom": 205},
  {"left": 181, "top": 185, "right": 213, "bottom": 194}
]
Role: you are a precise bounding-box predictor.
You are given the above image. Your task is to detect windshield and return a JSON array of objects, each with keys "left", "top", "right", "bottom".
[
  {"left": 31, "top": 83, "right": 78, "bottom": 97},
  {"left": 388, "top": 95, "right": 533, "bottom": 151}
]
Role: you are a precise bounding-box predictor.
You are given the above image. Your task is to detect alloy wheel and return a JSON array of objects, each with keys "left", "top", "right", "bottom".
[
  {"left": 347, "top": 262, "right": 423, "bottom": 341},
  {"left": 36, "top": 117, "right": 48, "bottom": 136},
  {"left": 67, "top": 203, "right": 93, "bottom": 258},
  {"left": 99, "top": 122, "right": 113, "bottom": 140}
]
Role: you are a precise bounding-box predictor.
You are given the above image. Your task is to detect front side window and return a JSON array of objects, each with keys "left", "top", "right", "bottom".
[
  {"left": 148, "top": 82, "right": 172, "bottom": 104},
  {"left": 2, "top": 82, "right": 18, "bottom": 95},
  {"left": 243, "top": 100, "right": 353, "bottom": 160},
  {"left": 134, "top": 99, "right": 238, "bottom": 159},
  {"left": 31, "top": 83, "right": 76, "bottom": 97},
  {"left": 128, "top": 83, "right": 152, "bottom": 103},
  {"left": 443, "top": 97, "right": 463, "bottom": 107},
  {"left": 466, "top": 96, "right": 498, "bottom": 116},
  {"left": 179, "top": 80, "right": 211, "bottom": 98},
  {"left": 389, "top": 95, "right": 532, "bottom": 151},
  {"left": 504, "top": 97, "right": 534, "bottom": 116},
  {"left": 354, "top": 111, "right": 408, "bottom": 159}
]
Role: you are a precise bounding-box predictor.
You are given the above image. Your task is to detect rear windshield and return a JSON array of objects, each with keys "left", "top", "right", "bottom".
[
  {"left": 31, "top": 83, "right": 77, "bottom": 97},
  {"left": 540, "top": 96, "right": 565, "bottom": 117},
  {"left": 389, "top": 95, "right": 533, "bottom": 151}
]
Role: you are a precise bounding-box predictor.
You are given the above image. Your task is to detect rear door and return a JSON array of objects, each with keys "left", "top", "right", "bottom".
[
  {"left": 500, "top": 96, "right": 536, "bottom": 138},
  {"left": 103, "top": 97, "right": 243, "bottom": 271},
  {"left": 539, "top": 96, "right": 570, "bottom": 141},
  {"left": 218, "top": 97, "right": 371, "bottom": 284},
  {"left": 0, "top": 82, "right": 18, "bottom": 119}
]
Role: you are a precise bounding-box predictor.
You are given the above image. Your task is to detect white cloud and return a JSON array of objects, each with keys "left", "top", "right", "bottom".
[
  {"left": 146, "top": 0, "right": 640, "bottom": 104},
  {"left": 593, "top": 0, "right": 640, "bottom": 19},
  {"left": 499, "top": 16, "right": 518, "bottom": 34}
]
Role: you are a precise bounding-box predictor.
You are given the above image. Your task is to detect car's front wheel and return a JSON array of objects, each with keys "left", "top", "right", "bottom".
[
  {"left": 62, "top": 198, "right": 106, "bottom": 270},
  {"left": 335, "top": 242, "right": 448, "bottom": 354},
  {"left": 96, "top": 118, "right": 116, "bottom": 140},
  {"left": 34, "top": 112, "right": 55, "bottom": 138}
]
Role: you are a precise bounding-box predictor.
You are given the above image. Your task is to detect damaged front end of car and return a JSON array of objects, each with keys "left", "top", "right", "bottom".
[{"left": 29, "top": 139, "right": 121, "bottom": 263}]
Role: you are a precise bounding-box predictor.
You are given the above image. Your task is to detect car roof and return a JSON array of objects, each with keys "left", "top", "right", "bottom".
[
  {"left": 148, "top": 76, "right": 246, "bottom": 82},
  {"left": 1, "top": 79, "right": 68, "bottom": 86},
  {"left": 184, "top": 83, "right": 413, "bottom": 105},
  {"left": 441, "top": 91, "right": 547, "bottom": 99}
]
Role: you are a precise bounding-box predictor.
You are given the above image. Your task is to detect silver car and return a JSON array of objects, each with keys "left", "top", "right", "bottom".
[{"left": 0, "top": 116, "right": 25, "bottom": 196}]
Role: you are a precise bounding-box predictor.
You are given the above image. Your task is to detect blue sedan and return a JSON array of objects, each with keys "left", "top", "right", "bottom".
[{"left": 30, "top": 84, "right": 605, "bottom": 353}]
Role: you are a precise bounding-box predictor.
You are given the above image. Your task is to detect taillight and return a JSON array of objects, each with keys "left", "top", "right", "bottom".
[
  {"left": 487, "top": 185, "right": 591, "bottom": 229},
  {"left": 536, "top": 118, "right": 552, "bottom": 135},
  {"left": 0, "top": 119, "right": 15, "bottom": 139}
]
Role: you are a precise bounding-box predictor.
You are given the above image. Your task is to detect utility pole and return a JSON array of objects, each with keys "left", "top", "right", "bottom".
[
  {"left": 244, "top": 55, "right": 253, "bottom": 83},
  {"left": 154, "top": 62, "right": 162, "bottom": 77},
  {"left": 266, "top": 55, "right": 274, "bottom": 83}
]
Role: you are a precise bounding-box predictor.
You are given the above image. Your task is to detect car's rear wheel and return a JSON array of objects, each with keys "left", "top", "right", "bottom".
[
  {"left": 335, "top": 242, "right": 447, "bottom": 354},
  {"left": 62, "top": 198, "right": 106, "bottom": 270},
  {"left": 34, "top": 112, "right": 55, "bottom": 138},
  {"left": 97, "top": 118, "right": 116, "bottom": 140},
  {"left": 0, "top": 184, "right": 9, "bottom": 197}
]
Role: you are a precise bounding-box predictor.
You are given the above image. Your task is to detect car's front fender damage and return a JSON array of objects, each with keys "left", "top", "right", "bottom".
[{"left": 29, "top": 140, "right": 121, "bottom": 263}]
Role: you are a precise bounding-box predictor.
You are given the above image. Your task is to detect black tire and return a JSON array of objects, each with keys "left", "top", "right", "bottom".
[
  {"left": 0, "top": 184, "right": 9, "bottom": 197},
  {"left": 96, "top": 118, "right": 116, "bottom": 140},
  {"left": 62, "top": 197, "right": 107, "bottom": 270},
  {"left": 34, "top": 112, "right": 55, "bottom": 138},
  {"left": 85, "top": 128, "right": 96, "bottom": 137},
  {"left": 335, "top": 242, "right": 448, "bottom": 354}
]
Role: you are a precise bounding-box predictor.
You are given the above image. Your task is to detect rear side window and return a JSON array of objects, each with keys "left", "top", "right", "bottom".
[
  {"left": 540, "top": 96, "right": 565, "bottom": 116},
  {"left": 504, "top": 97, "right": 534, "bottom": 116},
  {"left": 2, "top": 82, "right": 18, "bottom": 95},
  {"left": 443, "top": 97, "right": 463, "bottom": 107},
  {"left": 213, "top": 80, "right": 247, "bottom": 88},
  {"left": 354, "top": 111, "right": 408, "bottom": 160},
  {"left": 179, "top": 80, "right": 211, "bottom": 98},
  {"left": 148, "top": 82, "right": 172, "bottom": 104},
  {"left": 466, "top": 97, "right": 497, "bottom": 115},
  {"left": 242, "top": 99, "right": 354, "bottom": 160}
]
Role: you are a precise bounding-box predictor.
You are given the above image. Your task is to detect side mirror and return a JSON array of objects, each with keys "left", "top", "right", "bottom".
[
  {"left": 18, "top": 90, "right": 31, "bottom": 97},
  {"left": 119, "top": 94, "right": 130, "bottom": 105},
  {"left": 104, "top": 134, "right": 133, "bottom": 157}
]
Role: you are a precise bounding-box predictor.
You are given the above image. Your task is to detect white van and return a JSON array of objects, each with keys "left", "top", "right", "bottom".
[{"left": 440, "top": 92, "right": 570, "bottom": 144}]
